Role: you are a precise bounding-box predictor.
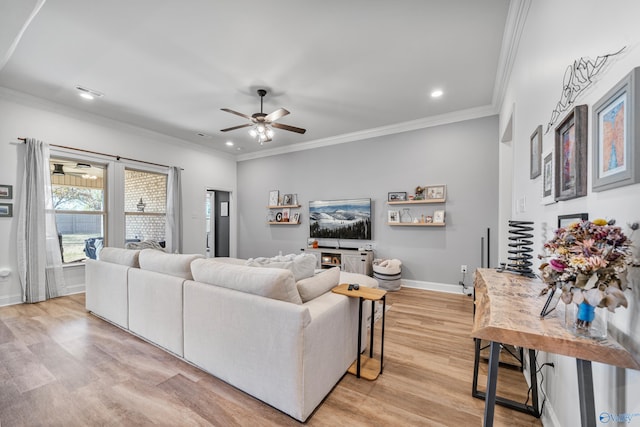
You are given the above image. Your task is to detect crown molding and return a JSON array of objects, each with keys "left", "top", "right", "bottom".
[
  {"left": 492, "top": 0, "right": 531, "bottom": 111},
  {"left": 236, "top": 104, "right": 498, "bottom": 162},
  {"left": 0, "top": 86, "right": 236, "bottom": 161}
]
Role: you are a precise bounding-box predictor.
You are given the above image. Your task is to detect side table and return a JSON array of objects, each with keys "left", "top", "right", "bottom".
[{"left": 332, "top": 283, "right": 387, "bottom": 380}]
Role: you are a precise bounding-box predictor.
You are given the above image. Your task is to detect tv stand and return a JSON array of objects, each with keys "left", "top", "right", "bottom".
[{"left": 302, "top": 247, "right": 374, "bottom": 276}]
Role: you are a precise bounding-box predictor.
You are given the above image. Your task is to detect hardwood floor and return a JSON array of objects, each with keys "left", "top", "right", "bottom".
[{"left": 0, "top": 289, "right": 542, "bottom": 426}]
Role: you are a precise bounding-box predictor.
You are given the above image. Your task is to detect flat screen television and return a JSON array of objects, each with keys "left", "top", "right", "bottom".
[{"left": 309, "top": 198, "right": 371, "bottom": 240}]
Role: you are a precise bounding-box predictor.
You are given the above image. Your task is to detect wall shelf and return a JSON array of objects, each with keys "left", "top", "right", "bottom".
[
  {"left": 387, "top": 222, "right": 445, "bottom": 227},
  {"left": 267, "top": 204, "right": 301, "bottom": 209},
  {"left": 267, "top": 221, "right": 300, "bottom": 225},
  {"left": 387, "top": 199, "right": 445, "bottom": 205}
]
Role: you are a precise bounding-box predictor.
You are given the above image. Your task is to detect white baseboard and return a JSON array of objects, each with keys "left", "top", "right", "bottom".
[
  {"left": 63, "top": 284, "right": 86, "bottom": 295},
  {"left": 0, "top": 293, "right": 23, "bottom": 307},
  {"left": 401, "top": 279, "right": 470, "bottom": 295}
]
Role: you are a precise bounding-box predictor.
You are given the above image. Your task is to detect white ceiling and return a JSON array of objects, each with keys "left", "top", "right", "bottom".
[{"left": 0, "top": 0, "right": 515, "bottom": 158}]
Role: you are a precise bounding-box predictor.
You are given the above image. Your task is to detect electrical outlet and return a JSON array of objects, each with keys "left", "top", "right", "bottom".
[{"left": 461, "top": 265, "right": 468, "bottom": 273}]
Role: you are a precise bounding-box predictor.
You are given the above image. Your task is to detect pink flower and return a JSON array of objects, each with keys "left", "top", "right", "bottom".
[{"left": 549, "top": 259, "right": 566, "bottom": 272}]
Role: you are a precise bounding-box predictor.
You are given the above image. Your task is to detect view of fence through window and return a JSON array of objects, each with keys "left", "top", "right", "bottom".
[{"left": 51, "top": 159, "right": 105, "bottom": 263}]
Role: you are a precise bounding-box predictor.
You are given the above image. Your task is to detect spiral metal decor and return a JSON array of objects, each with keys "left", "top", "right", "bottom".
[{"left": 507, "top": 220, "right": 535, "bottom": 277}]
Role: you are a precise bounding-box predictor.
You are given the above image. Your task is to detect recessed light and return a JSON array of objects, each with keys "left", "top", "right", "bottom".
[
  {"left": 75, "top": 85, "right": 104, "bottom": 100},
  {"left": 225, "top": 141, "right": 234, "bottom": 146},
  {"left": 431, "top": 89, "right": 443, "bottom": 98}
]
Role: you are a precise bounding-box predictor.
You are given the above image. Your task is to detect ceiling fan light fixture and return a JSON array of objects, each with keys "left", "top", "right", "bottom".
[{"left": 248, "top": 128, "right": 258, "bottom": 137}]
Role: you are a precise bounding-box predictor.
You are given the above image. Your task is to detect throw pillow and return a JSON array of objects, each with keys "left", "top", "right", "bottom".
[
  {"left": 191, "top": 259, "right": 303, "bottom": 305},
  {"left": 296, "top": 267, "right": 340, "bottom": 303}
]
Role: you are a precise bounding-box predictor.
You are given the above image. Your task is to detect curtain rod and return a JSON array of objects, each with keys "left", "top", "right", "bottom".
[{"left": 16, "top": 137, "right": 182, "bottom": 170}]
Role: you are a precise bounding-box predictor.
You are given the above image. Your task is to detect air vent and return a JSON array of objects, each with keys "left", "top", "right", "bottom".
[{"left": 75, "top": 85, "right": 104, "bottom": 99}]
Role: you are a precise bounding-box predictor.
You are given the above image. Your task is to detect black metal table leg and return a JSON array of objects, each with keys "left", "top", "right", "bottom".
[
  {"left": 356, "top": 297, "right": 363, "bottom": 378},
  {"left": 576, "top": 359, "right": 595, "bottom": 427},
  {"left": 380, "top": 295, "right": 385, "bottom": 374},
  {"left": 484, "top": 341, "right": 501, "bottom": 426},
  {"left": 369, "top": 300, "right": 374, "bottom": 358}
]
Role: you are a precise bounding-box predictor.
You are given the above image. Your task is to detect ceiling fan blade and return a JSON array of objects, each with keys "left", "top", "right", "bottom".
[
  {"left": 221, "top": 108, "right": 253, "bottom": 120},
  {"left": 271, "top": 122, "right": 307, "bottom": 134},
  {"left": 265, "top": 108, "right": 290, "bottom": 123},
  {"left": 220, "top": 123, "right": 253, "bottom": 132}
]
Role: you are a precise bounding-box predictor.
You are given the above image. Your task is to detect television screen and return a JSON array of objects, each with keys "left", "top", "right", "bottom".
[{"left": 309, "top": 198, "right": 372, "bottom": 240}]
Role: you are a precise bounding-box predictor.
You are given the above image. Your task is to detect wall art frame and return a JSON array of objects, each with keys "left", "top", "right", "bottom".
[
  {"left": 592, "top": 67, "right": 640, "bottom": 192},
  {"left": 557, "top": 213, "right": 588, "bottom": 228},
  {"left": 268, "top": 190, "right": 279, "bottom": 206},
  {"left": 530, "top": 125, "right": 542, "bottom": 179},
  {"left": 388, "top": 191, "right": 406, "bottom": 202},
  {"left": 0, "top": 185, "right": 12, "bottom": 199},
  {"left": 387, "top": 210, "right": 399, "bottom": 223},
  {"left": 0, "top": 203, "right": 12, "bottom": 217},
  {"left": 425, "top": 185, "right": 446, "bottom": 200},
  {"left": 541, "top": 148, "right": 555, "bottom": 205},
  {"left": 555, "top": 105, "right": 588, "bottom": 201}
]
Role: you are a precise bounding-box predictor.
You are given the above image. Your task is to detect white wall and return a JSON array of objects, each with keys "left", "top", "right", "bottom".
[
  {"left": 237, "top": 115, "right": 499, "bottom": 291},
  {"left": 0, "top": 88, "right": 237, "bottom": 306},
  {"left": 500, "top": 1, "right": 640, "bottom": 425}
]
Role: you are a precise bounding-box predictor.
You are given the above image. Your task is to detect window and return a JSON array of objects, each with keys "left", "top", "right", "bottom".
[
  {"left": 50, "top": 159, "right": 106, "bottom": 263},
  {"left": 124, "top": 168, "right": 167, "bottom": 245}
]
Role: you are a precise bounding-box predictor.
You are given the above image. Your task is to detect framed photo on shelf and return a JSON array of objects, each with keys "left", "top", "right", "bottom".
[
  {"left": 282, "top": 208, "right": 290, "bottom": 222},
  {"left": 555, "top": 105, "right": 588, "bottom": 201},
  {"left": 541, "top": 148, "right": 555, "bottom": 205},
  {"left": 292, "top": 212, "right": 300, "bottom": 224},
  {"left": 557, "top": 213, "right": 588, "bottom": 228},
  {"left": 592, "top": 67, "right": 640, "bottom": 192},
  {"left": 269, "top": 190, "right": 279, "bottom": 206},
  {"left": 388, "top": 191, "right": 407, "bottom": 202},
  {"left": 433, "top": 210, "right": 445, "bottom": 223},
  {"left": 388, "top": 210, "right": 399, "bottom": 223},
  {"left": 0, "top": 185, "right": 12, "bottom": 199},
  {"left": 0, "top": 203, "right": 12, "bottom": 217},
  {"left": 530, "top": 125, "right": 542, "bottom": 179},
  {"left": 291, "top": 194, "right": 298, "bottom": 205},
  {"left": 425, "top": 185, "right": 446, "bottom": 200},
  {"left": 283, "top": 194, "right": 293, "bottom": 206},
  {"left": 275, "top": 212, "right": 283, "bottom": 222}
]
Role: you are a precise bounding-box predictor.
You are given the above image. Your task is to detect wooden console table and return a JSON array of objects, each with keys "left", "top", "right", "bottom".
[
  {"left": 472, "top": 268, "right": 640, "bottom": 427},
  {"left": 332, "top": 283, "right": 386, "bottom": 380}
]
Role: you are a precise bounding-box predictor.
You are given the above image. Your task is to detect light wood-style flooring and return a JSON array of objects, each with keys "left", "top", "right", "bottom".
[{"left": 0, "top": 288, "right": 542, "bottom": 426}]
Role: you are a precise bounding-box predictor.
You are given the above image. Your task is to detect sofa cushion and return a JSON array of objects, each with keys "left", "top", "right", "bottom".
[
  {"left": 191, "top": 259, "right": 303, "bottom": 305},
  {"left": 245, "top": 253, "right": 316, "bottom": 281},
  {"left": 138, "top": 249, "right": 203, "bottom": 280},
  {"left": 297, "top": 267, "right": 340, "bottom": 303},
  {"left": 98, "top": 247, "right": 140, "bottom": 267}
]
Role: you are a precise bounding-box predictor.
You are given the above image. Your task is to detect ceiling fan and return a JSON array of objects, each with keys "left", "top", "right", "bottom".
[{"left": 220, "top": 89, "right": 306, "bottom": 144}]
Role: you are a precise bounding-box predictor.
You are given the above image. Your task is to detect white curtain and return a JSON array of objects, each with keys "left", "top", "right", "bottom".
[
  {"left": 165, "top": 166, "right": 182, "bottom": 254},
  {"left": 17, "top": 138, "right": 66, "bottom": 303}
]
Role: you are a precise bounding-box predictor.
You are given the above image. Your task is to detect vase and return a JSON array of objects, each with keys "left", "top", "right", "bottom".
[
  {"left": 400, "top": 208, "right": 412, "bottom": 223},
  {"left": 564, "top": 301, "right": 608, "bottom": 340}
]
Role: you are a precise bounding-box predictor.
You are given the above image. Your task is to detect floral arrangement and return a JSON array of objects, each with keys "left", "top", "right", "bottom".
[{"left": 539, "top": 218, "right": 633, "bottom": 312}]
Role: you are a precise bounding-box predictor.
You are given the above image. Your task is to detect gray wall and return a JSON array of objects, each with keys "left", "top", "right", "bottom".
[{"left": 237, "top": 115, "right": 499, "bottom": 286}]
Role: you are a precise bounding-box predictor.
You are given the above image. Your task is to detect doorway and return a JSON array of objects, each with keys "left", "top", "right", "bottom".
[{"left": 205, "top": 189, "right": 230, "bottom": 258}]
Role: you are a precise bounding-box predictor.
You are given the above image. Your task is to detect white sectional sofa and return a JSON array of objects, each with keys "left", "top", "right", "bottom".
[{"left": 85, "top": 248, "right": 378, "bottom": 422}]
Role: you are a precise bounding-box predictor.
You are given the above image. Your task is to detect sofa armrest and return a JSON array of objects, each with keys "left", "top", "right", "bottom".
[{"left": 85, "top": 259, "right": 130, "bottom": 328}]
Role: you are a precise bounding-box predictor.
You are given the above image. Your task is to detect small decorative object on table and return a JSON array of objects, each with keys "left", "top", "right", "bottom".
[
  {"left": 539, "top": 218, "right": 632, "bottom": 339},
  {"left": 414, "top": 186, "right": 425, "bottom": 200}
]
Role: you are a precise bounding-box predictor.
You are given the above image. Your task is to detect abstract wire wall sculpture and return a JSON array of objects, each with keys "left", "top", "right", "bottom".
[
  {"left": 507, "top": 220, "right": 535, "bottom": 277},
  {"left": 545, "top": 46, "right": 625, "bottom": 134}
]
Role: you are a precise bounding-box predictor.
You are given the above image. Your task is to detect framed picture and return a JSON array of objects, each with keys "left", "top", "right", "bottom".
[
  {"left": 275, "top": 212, "right": 283, "bottom": 222},
  {"left": 283, "top": 194, "right": 293, "bottom": 206},
  {"left": 541, "top": 148, "right": 555, "bottom": 205},
  {"left": 557, "top": 213, "right": 588, "bottom": 228},
  {"left": 220, "top": 201, "right": 229, "bottom": 217},
  {"left": 388, "top": 191, "right": 407, "bottom": 202},
  {"left": 433, "top": 210, "right": 445, "bottom": 223},
  {"left": 292, "top": 212, "right": 300, "bottom": 224},
  {"left": 530, "top": 125, "right": 542, "bottom": 179},
  {"left": 388, "top": 210, "right": 399, "bottom": 223},
  {"left": 425, "top": 185, "right": 446, "bottom": 200},
  {"left": 592, "top": 67, "right": 640, "bottom": 192},
  {"left": 269, "top": 190, "right": 279, "bottom": 206},
  {"left": 555, "top": 105, "right": 588, "bottom": 201},
  {"left": 291, "top": 194, "right": 298, "bottom": 205},
  {"left": 282, "top": 208, "right": 290, "bottom": 222},
  {"left": 0, "top": 203, "right": 12, "bottom": 217},
  {"left": 0, "top": 185, "right": 12, "bottom": 199}
]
